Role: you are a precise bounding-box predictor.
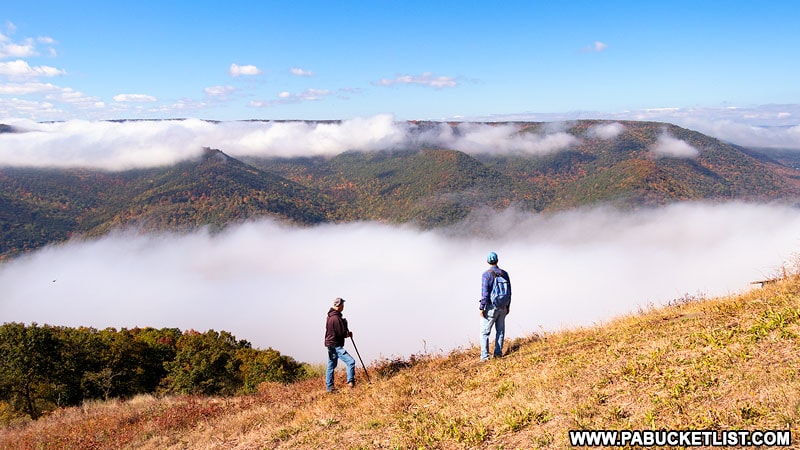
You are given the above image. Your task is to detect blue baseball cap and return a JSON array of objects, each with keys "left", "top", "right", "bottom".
[{"left": 487, "top": 252, "right": 498, "bottom": 264}]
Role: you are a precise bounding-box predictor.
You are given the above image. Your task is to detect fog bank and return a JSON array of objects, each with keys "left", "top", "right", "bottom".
[
  {"left": 1, "top": 117, "right": 615, "bottom": 170},
  {"left": 3, "top": 113, "right": 799, "bottom": 172},
  {"left": 1, "top": 202, "right": 798, "bottom": 364}
]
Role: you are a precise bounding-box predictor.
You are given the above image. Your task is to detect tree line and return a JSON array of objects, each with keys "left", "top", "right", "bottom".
[{"left": 0, "top": 323, "right": 310, "bottom": 424}]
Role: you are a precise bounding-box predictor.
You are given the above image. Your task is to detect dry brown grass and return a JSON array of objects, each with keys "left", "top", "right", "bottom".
[{"left": 2, "top": 274, "right": 800, "bottom": 449}]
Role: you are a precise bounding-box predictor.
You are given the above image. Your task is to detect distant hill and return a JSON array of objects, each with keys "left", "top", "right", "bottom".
[
  {"left": 1, "top": 120, "right": 799, "bottom": 258},
  {"left": 0, "top": 148, "right": 336, "bottom": 257},
  {"left": 471, "top": 121, "right": 800, "bottom": 209},
  {"left": 742, "top": 146, "right": 800, "bottom": 170},
  {"left": 92, "top": 148, "right": 336, "bottom": 233},
  {"left": 247, "top": 147, "right": 515, "bottom": 227}
]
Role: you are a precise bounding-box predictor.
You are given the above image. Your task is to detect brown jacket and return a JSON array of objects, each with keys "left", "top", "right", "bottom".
[{"left": 324, "top": 308, "right": 349, "bottom": 348}]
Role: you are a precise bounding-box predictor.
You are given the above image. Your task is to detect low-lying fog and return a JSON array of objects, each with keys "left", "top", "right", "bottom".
[
  {"left": 2, "top": 115, "right": 798, "bottom": 171},
  {"left": 2, "top": 202, "right": 798, "bottom": 364}
]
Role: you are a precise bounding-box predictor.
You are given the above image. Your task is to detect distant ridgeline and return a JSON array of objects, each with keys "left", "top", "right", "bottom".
[
  {"left": 1, "top": 120, "right": 799, "bottom": 259},
  {"left": 0, "top": 323, "right": 309, "bottom": 422}
]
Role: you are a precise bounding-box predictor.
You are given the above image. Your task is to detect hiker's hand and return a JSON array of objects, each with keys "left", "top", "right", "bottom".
[
  {"left": 507, "top": 306, "right": 511, "bottom": 315},
  {"left": 347, "top": 331, "right": 353, "bottom": 338},
  {"left": 480, "top": 310, "right": 487, "bottom": 318}
]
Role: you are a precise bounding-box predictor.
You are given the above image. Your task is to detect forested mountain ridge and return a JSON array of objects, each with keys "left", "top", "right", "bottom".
[
  {"left": 0, "top": 148, "right": 337, "bottom": 257},
  {"left": 247, "top": 120, "right": 800, "bottom": 219},
  {"left": 93, "top": 148, "right": 337, "bottom": 233},
  {"left": 1, "top": 120, "right": 799, "bottom": 259}
]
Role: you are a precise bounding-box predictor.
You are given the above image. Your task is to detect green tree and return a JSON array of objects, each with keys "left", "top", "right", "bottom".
[
  {"left": 236, "top": 347, "right": 306, "bottom": 393},
  {"left": 0, "top": 323, "right": 60, "bottom": 419},
  {"left": 53, "top": 326, "right": 104, "bottom": 405},
  {"left": 162, "top": 330, "right": 248, "bottom": 395}
]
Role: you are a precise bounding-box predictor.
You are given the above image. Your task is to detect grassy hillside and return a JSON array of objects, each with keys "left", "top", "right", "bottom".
[{"left": 2, "top": 269, "right": 799, "bottom": 449}]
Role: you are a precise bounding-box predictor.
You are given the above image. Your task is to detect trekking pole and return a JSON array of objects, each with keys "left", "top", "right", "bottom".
[{"left": 350, "top": 336, "right": 372, "bottom": 383}]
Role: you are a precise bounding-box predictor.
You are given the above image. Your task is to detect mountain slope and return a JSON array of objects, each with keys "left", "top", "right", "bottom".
[
  {"left": 2, "top": 272, "right": 798, "bottom": 448},
  {"left": 0, "top": 149, "right": 337, "bottom": 256},
  {"left": 476, "top": 120, "right": 800, "bottom": 209},
  {"left": 92, "top": 148, "right": 336, "bottom": 233},
  {"left": 251, "top": 148, "right": 518, "bottom": 227}
]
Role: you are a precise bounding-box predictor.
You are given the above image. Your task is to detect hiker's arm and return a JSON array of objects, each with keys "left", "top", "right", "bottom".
[
  {"left": 479, "top": 271, "right": 492, "bottom": 311},
  {"left": 505, "top": 270, "right": 511, "bottom": 314}
]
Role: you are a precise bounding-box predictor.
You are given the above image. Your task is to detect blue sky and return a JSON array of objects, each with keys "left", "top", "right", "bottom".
[{"left": 2, "top": 1, "right": 800, "bottom": 127}]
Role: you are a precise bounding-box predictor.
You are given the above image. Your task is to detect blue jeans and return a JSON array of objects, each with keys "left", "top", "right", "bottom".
[
  {"left": 481, "top": 306, "right": 508, "bottom": 360},
  {"left": 326, "top": 346, "right": 355, "bottom": 391}
]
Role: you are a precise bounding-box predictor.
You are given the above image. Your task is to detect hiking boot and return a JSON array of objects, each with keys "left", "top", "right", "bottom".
[{"left": 347, "top": 381, "right": 355, "bottom": 389}]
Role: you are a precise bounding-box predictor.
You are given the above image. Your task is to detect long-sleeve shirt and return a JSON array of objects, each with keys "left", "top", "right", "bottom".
[{"left": 480, "top": 266, "right": 511, "bottom": 310}]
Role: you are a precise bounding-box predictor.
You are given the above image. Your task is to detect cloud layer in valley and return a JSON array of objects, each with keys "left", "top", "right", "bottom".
[
  {"left": 2, "top": 202, "right": 798, "bottom": 364},
  {"left": 0, "top": 116, "right": 587, "bottom": 170},
  {"left": 2, "top": 114, "right": 798, "bottom": 171},
  {"left": 0, "top": 117, "right": 728, "bottom": 172},
  {"left": 478, "top": 105, "right": 800, "bottom": 151}
]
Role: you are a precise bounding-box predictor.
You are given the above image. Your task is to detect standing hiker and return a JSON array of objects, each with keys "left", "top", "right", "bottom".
[
  {"left": 479, "top": 252, "right": 512, "bottom": 361},
  {"left": 324, "top": 297, "right": 356, "bottom": 392}
]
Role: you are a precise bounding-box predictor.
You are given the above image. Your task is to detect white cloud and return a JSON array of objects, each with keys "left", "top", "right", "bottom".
[
  {"left": 0, "top": 39, "right": 36, "bottom": 58},
  {"left": 0, "top": 81, "right": 60, "bottom": 95},
  {"left": 113, "top": 93, "right": 158, "bottom": 103},
  {"left": 46, "top": 87, "right": 104, "bottom": 109},
  {"left": 0, "top": 59, "right": 65, "bottom": 77},
  {"left": 586, "top": 122, "right": 625, "bottom": 139},
  {"left": 586, "top": 41, "right": 608, "bottom": 52},
  {"left": 0, "top": 24, "right": 43, "bottom": 59},
  {"left": 229, "top": 63, "right": 261, "bottom": 77},
  {"left": 220, "top": 114, "right": 407, "bottom": 156},
  {"left": 605, "top": 105, "right": 800, "bottom": 150},
  {"left": 469, "top": 104, "right": 800, "bottom": 150},
  {"left": 250, "top": 89, "right": 333, "bottom": 107},
  {"left": 0, "top": 81, "right": 103, "bottom": 114},
  {"left": 0, "top": 97, "right": 60, "bottom": 117},
  {"left": 0, "top": 117, "right": 587, "bottom": 169},
  {"left": 295, "top": 88, "right": 330, "bottom": 100},
  {"left": 377, "top": 72, "right": 458, "bottom": 88},
  {"left": 415, "top": 122, "right": 578, "bottom": 155},
  {"left": 290, "top": 67, "right": 315, "bottom": 77},
  {"left": 1, "top": 202, "right": 797, "bottom": 364},
  {"left": 0, "top": 118, "right": 214, "bottom": 169},
  {"left": 678, "top": 117, "right": 800, "bottom": 150},
  {"left": 650, "top": 132, "right": 700, "bottom": 158},
  {"left": 204, "top": 85, "right": 235, "bottom": 97}
]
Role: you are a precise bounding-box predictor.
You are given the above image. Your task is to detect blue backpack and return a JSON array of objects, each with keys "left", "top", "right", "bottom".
[{"left": 489, "top": 269, "right": 510, "bottom": 308}]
